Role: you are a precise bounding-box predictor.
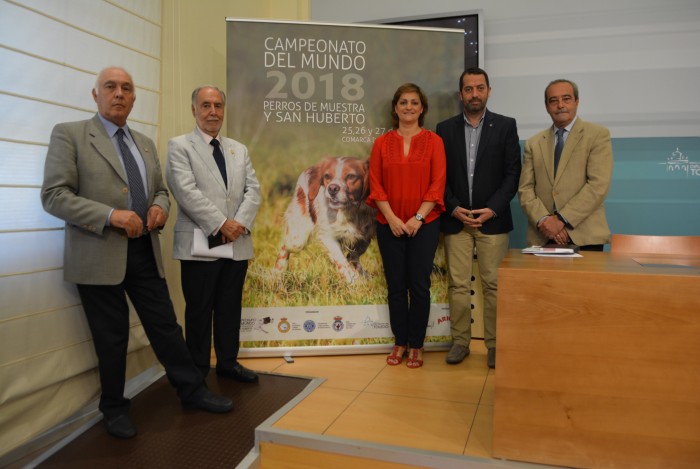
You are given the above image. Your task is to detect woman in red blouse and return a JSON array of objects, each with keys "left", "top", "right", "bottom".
[{"left": 366, "top": 83, "right": 446, "bottom": 368}]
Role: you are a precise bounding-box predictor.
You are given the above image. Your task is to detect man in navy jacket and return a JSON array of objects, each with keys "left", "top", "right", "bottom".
[{"left": 436, "top": 67, "right": 521, "bottom": 369}]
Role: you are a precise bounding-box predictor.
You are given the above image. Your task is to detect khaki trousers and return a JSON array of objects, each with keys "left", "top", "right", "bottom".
[{"left": 444, "top": 226, "right": 509, "bottom": 349}]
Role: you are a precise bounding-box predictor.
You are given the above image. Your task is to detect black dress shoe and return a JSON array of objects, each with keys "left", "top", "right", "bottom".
[
  {"left": 216, "top": 362, "right": 259, "bottom": 383},
  {"left": 184, "top": 389, "right": 233, "bottom": 413},
  {"left": 104, "top": 414, "right": 136, "bottom": 439}
]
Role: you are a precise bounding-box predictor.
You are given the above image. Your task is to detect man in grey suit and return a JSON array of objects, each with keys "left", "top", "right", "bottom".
[
  {"left": 41, "top": 67, "right": 233, "bottom": 440},
  {"left": 166, "top": 86, "right": 261, "bottom": 383}
]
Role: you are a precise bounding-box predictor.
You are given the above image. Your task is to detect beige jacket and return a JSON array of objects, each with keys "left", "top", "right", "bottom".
[{"left": 519, "top": 118, "right": 613, "bottom": 247}]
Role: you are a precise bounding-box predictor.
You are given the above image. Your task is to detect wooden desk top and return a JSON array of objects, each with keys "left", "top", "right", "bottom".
[{"left": 501, "top": 250, "right": 700, "bottom": 277}]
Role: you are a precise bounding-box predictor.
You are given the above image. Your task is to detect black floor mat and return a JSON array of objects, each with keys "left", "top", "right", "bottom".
[{"left": 39, "top": 372, "right": 311, "bottom": 468}]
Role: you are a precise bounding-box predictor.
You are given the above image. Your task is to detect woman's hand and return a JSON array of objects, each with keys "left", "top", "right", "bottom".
[
  {"left": 405, "top": 217, "right": 423, "bottom": 237},
  {"left": 387, "top": 215, "right": 410, "bottom": 237}
]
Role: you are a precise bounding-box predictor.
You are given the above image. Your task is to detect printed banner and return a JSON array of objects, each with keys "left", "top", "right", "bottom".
[{"left": 226, "top": 19, "right": 466, "bottom": 354}]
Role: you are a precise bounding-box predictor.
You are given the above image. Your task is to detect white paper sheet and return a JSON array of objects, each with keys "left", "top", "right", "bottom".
[{"left": 192, "top": 228, "right": 234, "bottom": 259}]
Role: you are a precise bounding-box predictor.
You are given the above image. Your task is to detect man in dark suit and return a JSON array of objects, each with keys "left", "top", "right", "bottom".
[
  {"left": 436, "top": 68, "right": 521, "bottom": 369},
  {"left": 41, "top": 67, "right": 233, "bottom": 440},
  {"left": 166, "top": 86, "right": 261, "bottom": 383}
]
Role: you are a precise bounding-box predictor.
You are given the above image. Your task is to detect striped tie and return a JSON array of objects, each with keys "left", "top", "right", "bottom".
[{"left": 116, "top": 128, "right": 148, "bottom": 224}]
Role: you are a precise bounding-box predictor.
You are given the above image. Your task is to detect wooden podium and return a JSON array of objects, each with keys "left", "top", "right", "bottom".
[{"left": 493, "top": 250, "right": 700, "bottom": 469}]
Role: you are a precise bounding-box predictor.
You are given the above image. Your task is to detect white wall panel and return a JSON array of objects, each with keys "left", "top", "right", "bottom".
[
  {"left": 0, "top": 188, "right": 62, "bottom": 231},
  {"left": 0, "top": 142, "right": 46, "bottom": 186},
  {"left": 0, "top": 2, "right": 160, "bottom": 91},
  {"left": 0, "top": 0, "right": 162, "bottom": 457},
  {"left": 0, "top": 50, "right": 160, "bottom": 127},
  {"left": 0, "top": 94, "right": 158, "bottom": 145},
  {"left": 0, "top": 324, "right": 149, "bottom": 405},
  {"left": 0, "top": 270, "right": 78, "bottom": 321},
  {"left": 488, "top": 69, "right": 700, "bottom": 139},
  {"left": 15, "top": 0, "right": 161, "bottom": 58},
  {"left": 0, "top": 49, "right": 93, "bottom": 111},
  {"left": 0, "top": 95, "right": 93, "bottom": 144},
  {"left": 128, "top": 88, "right": 160, "bottom": 124},
  {"left": 111, "top": 0, "right": 162, "bottom": 25},
  {"left": 0, "top": 306, "right": 90, "bottom": 364},
  {"left": 128, "top": 121, "right": 159, "bottom": 142},
  {"left": 0, "top": 340, "right": 98, "bottom": 405},
  {"left": 311, "top": 0, "right": 700, "bottom": 140},
  {"left": 0, "top": 231, "right": 64, "bottom": 275}
]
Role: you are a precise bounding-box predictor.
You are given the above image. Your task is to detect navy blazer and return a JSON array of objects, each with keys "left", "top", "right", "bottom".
[{"left": 436, "top": 109, "right": 522, "bottom": 235}]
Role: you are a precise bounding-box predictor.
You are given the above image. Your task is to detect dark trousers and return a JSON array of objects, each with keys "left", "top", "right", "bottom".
[
  {"left": 376, "top": 220, "right": 440, "bottom": 349},
  {"left": 180, "top": 258, "right": 248, "bottom": 378},
  {"left": 77, "top": 236, "right": 203, "bottom": 418}
]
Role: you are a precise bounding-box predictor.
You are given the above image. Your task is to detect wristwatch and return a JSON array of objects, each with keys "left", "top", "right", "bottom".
[{"left": 415, "top": 213, "right": 424, "bottom": 222}]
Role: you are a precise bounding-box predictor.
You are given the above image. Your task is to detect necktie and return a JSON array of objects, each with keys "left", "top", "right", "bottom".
[
  {"left": 554, "top": 127, "right": 566, "bottom": 175},
  {"left": 210, "top": 139, "right": 227, "bottom": 187},
  {"left": 116, "top": 128, "right": 148, "bottom": 224}
]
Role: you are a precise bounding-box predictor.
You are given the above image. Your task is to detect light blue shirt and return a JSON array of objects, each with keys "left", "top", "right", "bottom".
[
  {"left": 554, "top": 115, "right": 578, "bottom": 148},
  {"left": 97, "top": 114, "right": 148, "bottom": 225}
]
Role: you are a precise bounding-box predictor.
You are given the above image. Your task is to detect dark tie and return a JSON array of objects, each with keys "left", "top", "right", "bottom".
[
  {"left": 210, "top": 139, "right": 227, "bottom": 187},
  {"left": 116, "top": 128, "right": 148, "bottom": 223},
  {"left": 554, "top": 127, "right": 566, "bottom": 175}
]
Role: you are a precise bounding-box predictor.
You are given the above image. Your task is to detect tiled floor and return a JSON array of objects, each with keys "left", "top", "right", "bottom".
[{"left": 238, "top": 340, "right": 496, "bottom": 459}]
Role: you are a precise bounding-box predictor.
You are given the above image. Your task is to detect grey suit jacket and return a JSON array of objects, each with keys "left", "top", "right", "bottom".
[
  {"left": 165, "top": 129, "right": 261, "bottom": 261},
  {"left": 519, "top": 118, "right": 613, "bottom": 247},
  {"left": 41, "top": 114, "right": 170, "bottom": 284}
]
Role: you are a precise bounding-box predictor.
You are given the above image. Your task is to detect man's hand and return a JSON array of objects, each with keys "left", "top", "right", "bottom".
[
  {"left": 452, "top": 206, "right": 472, "bottom": 224},
  {"left": 146, "top": 205, "right": 167, "bottom": 232},
  {"left": 454, "top": 206, "right": 494, "bottom": 228},
  {"left": 220, "top": 219, "right": 247, "bottom": 243},
  {"left": 553, "top": 228, "right": 570, "bottom": 245},
  {"left": 110, "top": 209, "right": 144, "bottom": 238},
  {"left": 467, "top": 208, "right": 495, "bottom": 227},
  {"left": 538, "top": 215, "right": 565, "bottom": 239}
]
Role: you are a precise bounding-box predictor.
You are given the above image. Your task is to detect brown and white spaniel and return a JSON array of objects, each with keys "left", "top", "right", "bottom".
[{"left": 274, "top": 156, "right": 376, "bottom": 283}]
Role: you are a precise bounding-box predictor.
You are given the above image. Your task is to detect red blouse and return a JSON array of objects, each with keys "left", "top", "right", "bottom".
[{"left": 366, "top": 129, "right": 446, "bottom": 224}]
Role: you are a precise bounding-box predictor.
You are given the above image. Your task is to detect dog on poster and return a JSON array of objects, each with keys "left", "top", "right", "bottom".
[{"left": 274, "top": 156, "right": 376, "bottom": 283}]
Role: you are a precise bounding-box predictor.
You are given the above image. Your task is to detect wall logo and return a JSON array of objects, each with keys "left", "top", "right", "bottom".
[
  {"left": 303, "top": 320, "right": 316, "bottom": 333},
  {"left": 659, "top": 147, "right": 700, "bottom": 177},
  {"left": 333, "top": 316, "right": 344, "bottom": 332},
  {"left": 255, "top": 317, "right": 272, "bottom": 333},
  {"left": 278, "top": 317, "right": 291, "bottom": 333},
  {"left": 362, "top": 315, "right": 390, "bottom": 329}
]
